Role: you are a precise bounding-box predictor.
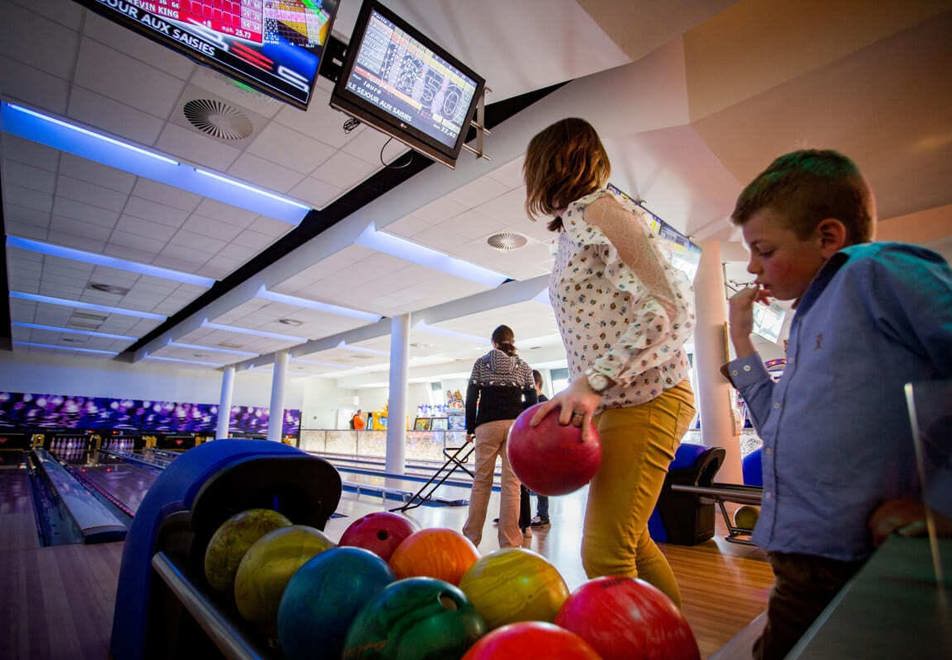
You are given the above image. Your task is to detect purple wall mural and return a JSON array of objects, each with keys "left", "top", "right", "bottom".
[{"left": 0, "top": 392, "right": 301, "bottom": 438}]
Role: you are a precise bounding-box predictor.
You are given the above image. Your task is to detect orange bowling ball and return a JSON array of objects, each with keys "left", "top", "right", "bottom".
[
  {"left": 459, "top": 548, "right": 569, "bottom": 630},
  {"left": 388, "top": 528, "right": 479, "bottom": 585}
]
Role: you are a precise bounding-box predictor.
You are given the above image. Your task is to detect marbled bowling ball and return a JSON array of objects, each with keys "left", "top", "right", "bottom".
[
  {"left": 278, "top": 547, "right": 394, "bottom": 660},
  {"left": 339, "top": 511, "right": 418, "bottom": 562},
  {"left": 459, "top": 548, "right": 569, "bottom": 630},
  {"left": 555, "top": 576, "right": 700, "bottom": 660},
  {"left": 507, "top": 403, "right": 601, "bottom": 496},
  {"left": 233, "top": 525, "right": 335, "bottom": 631},
  {"left": 462, "top": 621, "right": 600, "bottom": 659},
  {"left": 388, "top": 528, "right": 479, "bottom": 586},
  {"left": 733, "top": 505, "right": 760, "bottom": 530},
  {"left": 343, "top": 577, "right": 486, "bottom": 659},
  {"left": 204, "top": 508, "right": 292, "bottom": 593}
]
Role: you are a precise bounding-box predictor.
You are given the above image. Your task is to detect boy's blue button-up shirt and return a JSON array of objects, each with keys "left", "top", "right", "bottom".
[{"left": 727, "top": 243, "right": 952, "bottom": 561}]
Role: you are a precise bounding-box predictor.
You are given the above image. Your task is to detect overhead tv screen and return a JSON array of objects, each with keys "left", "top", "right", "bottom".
[
  {"left": 330, "top": 0, "right": 485, "bottom": 168},
  {"left": 76, "top": 0, "right": 339, "bottom": 110}
]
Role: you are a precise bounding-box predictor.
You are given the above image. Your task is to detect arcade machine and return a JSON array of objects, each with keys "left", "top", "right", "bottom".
[{"left": 110, "top": 440, "right": 341, "bottom": 659}]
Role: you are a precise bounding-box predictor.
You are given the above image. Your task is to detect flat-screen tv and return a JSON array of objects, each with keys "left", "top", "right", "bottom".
[
  {"left": 76, "top": 0, "right": 339, "bottom": 110},
  {"left": 330, "top": 0, "right": 485, "bottom": 168}
]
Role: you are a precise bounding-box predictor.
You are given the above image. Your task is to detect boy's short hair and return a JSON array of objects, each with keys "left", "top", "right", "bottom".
[{"left": 731, "top": 149, "right": 874, "bottom": 245}]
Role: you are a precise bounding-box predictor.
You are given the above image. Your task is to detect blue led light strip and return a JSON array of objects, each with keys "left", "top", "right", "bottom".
[
  {"left": 144, "top": 355, "right": 225, "bottom": 367},
  {"left": 6, "top": 103, "right": 179, "bottom": 165},
  {"left": 257, "top": 286, "right": 381, "bottom": 322},
  {"left": 202, "top": 321, "right": 307, "bottom": 343},
  {"left": 195, "top": 169, "right": 311, "bottom": 211},
  {"left": 168, "top": 341, "right": 258, "bottom": 357},
  {"left": 7, "top": 236, "right": 215, "bottom": 287},
  {"left": 13, "top": 321, "right": 136, "bottom": 342},
  {"left": 10, "top": 291, "right": 167, "bottom": 320},
  {"left": 14, "top": 341, "right": 119, "bottom": 356},
  {"left": 355, "top": 224, "right": 508, "bottom": 288},
  {"left": 1, "top": 102, "right": 312, "bottom": 225}
]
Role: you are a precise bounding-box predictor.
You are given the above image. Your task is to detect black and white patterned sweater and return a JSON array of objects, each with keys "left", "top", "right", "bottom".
[{"left": 465, "top": 348, "right": 537, "bottom": 434}]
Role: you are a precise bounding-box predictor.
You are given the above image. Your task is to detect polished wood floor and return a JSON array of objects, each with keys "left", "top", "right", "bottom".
[{"left": 0, "top": 469, "right": 773, "bottom": 659}]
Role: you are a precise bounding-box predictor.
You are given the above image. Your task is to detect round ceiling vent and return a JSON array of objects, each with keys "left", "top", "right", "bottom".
[
  {"left": 183, "top": 99, "right": 253, "bottom": 141},
  {"left": 487, "top": 232, "right": 529, "bottom": 251}
]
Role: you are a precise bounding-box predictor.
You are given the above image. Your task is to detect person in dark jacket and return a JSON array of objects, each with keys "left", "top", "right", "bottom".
[{"left": 462, "top": 325, "right": 537, "bottom": 548}]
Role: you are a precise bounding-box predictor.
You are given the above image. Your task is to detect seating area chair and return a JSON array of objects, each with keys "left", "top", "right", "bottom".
[{"left": 648, "top": 444, "right": 726, "bottom": 545}]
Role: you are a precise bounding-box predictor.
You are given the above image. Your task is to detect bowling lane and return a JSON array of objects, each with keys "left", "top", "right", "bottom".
[{"left": 70, "top": 459, "right": 162, "bottom": 517}]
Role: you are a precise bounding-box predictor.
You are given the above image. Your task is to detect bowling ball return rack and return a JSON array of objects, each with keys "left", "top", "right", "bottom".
[
  {"left": 391, "top": 442, "right": 475, "bottom": 513},
  {"left": 670, "top": 483, "right": 763, "bottom": 545},
  {"left": 110, "top": 440, "right": 341, "bottom": 660}
]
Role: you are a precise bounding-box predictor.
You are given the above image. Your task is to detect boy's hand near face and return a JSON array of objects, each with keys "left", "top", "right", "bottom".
[{"left": 729, "top": 285, "right": 770, "bottom": 358}]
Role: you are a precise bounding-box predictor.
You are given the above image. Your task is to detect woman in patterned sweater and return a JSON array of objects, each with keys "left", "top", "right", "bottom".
[
  {"left": 461, "top": 325, "right": 538, "bottom": 549},
  {"left": 523, "top": 117, "right": 696, "bottom": 607}
]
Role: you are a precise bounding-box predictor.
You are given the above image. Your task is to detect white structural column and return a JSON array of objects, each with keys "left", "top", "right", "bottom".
[
  {"left": 693, "top": 240, "right": 742, "bottom": 482},
  {"left": 386, "top": 313, "right": 411, "bottom": 475},
  {"left": 216, "top": 365, "right": 236, "bottom": 439},
  {"left": 267, "top": 350, "right": 290, "bottom": 443}
]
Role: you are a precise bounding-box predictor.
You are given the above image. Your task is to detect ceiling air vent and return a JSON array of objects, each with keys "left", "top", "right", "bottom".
[
  {"left": 89, "top": 282, "right": 130, "bottom": 295},
  {"left": 487, "top": 232, "right": 528, "bottom": 251},
  {"left": 218, "top": 341, "right": 244, "bottom": 349},
  {"left": 278, "top": 318, "right": 304, "bottom": 327},
  {"left": 183, "top": 99, "right": 253, "bottom": 141}
]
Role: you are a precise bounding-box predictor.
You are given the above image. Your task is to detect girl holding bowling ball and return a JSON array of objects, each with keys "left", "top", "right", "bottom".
[{"left": 523, "top": 117, "right": 696, "bottom": 607}]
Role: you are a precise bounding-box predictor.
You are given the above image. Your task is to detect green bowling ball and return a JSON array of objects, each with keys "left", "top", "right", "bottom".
[
  {"left": 204, "top": 508, "right": 292, "bottom": 593},
  {"left": 734, "top": 505, "right": 760, "bottom": 531},
  {"left": 343, "top": 577, "right": 486, "bottom": 659}
]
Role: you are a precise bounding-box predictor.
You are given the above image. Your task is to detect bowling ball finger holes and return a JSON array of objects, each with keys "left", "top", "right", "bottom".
[
  {"left": 439, "top": 594, "right": 459, "bottom": 611},
  {"left": 377, "top": 531, "right": 390, "bottom": 541}
]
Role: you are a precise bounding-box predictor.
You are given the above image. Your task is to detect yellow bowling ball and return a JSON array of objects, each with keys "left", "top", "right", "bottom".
[
  {"left": 204, "top": 508, "right": 292, "bottom": 593},
  {"left": 459, "top": 548, "right": 569, "bottom": 630},
  {"left": 734, "top": 505, "right": 760, "bottom": 531},
  {"left": 234, "top": 525, "right": 335, "bottom": 630}
]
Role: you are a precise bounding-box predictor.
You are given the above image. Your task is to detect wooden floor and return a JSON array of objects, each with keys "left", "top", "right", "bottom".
[{"left": 0, "top": 471, "right": 773, "bottom": 659}]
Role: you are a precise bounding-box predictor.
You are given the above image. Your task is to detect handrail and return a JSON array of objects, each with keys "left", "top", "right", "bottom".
[{"left": 151, "top": 552, "right": 265, "bottom": 660}]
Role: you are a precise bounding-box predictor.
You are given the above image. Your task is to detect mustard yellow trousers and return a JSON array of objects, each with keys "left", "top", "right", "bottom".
[{"left": 582, "top": 381, "right": 696, "bottom": 607}]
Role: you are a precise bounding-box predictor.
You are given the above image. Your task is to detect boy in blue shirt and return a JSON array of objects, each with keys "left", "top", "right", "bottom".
[{"left": 724, "top": 149, "right": 952, "bottom": 660}]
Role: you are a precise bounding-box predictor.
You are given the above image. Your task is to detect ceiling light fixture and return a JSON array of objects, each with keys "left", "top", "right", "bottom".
[
  {"left": 7, "top": 236, "right": 216, "bottom": 287},
  {"left": 88, "top": 282, "right": 131, "bottom": 296},
  {"left": 10, "top": 291, "right": 167, "bottom": 320}
]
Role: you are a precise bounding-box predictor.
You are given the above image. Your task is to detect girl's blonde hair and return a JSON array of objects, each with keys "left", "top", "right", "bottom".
[{"left": 523, "top": 118, "right": 611, "bottom": 231}]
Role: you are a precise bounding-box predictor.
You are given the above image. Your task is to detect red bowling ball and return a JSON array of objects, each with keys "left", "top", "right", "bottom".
[
  {"left": 338, "top": 511, "right": 418, "bottom": 562},
  {"left": 462, "top": 621, "right": 600, "bottom": 659},
  {"left": 555, "top": 576, "right": 700, "bottom": 660},
  {"left": 507, "top": 403, "right": 601, "bottom": 496}
]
